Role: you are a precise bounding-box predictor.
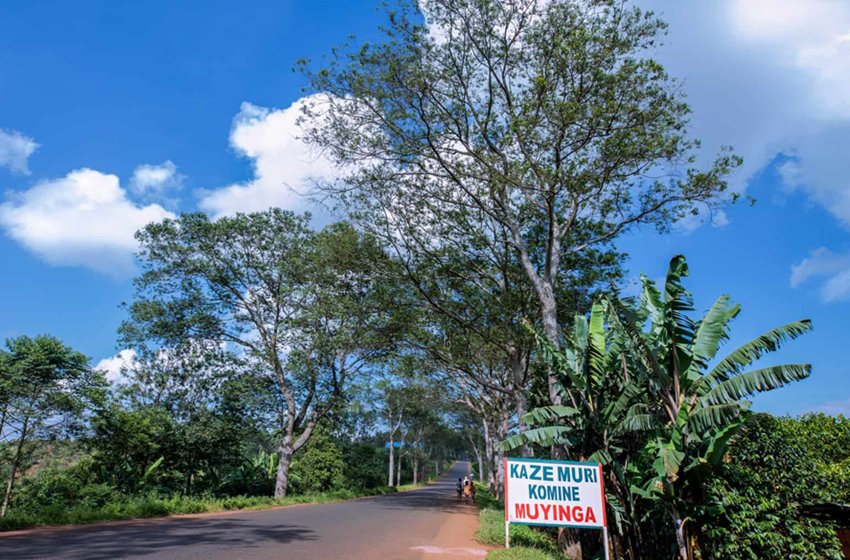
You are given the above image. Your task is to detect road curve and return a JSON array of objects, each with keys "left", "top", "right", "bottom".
[{"left": 1, "top": 461, "right": 485, "bottom": 560}]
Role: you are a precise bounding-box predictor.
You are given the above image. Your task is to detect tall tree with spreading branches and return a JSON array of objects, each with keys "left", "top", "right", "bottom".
[
  {"left": 297, "top": 0, "right": 742, "bottom": 410},
  {"left": 121, "top": 210, "right": 402, "bottom": 497}
]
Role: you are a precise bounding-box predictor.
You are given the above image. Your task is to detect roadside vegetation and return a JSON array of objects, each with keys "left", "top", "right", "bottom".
[
  {"left": 474, "top": 483, "right": 567, "bottom": 560},
  {"left": 2, "top": 1, "right": 849, "bottom": 559},
  {"left": 0, "top": 486, "right": 399, "bottom": 532}
]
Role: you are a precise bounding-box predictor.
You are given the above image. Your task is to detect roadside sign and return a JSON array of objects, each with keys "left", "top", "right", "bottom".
[{"left": 504, "top": 457, "right": 609, "bottom": 558}]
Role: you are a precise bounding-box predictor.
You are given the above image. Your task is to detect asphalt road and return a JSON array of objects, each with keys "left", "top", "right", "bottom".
[{"left": 1, "top": 461, "right": 483, "bottom": 560}]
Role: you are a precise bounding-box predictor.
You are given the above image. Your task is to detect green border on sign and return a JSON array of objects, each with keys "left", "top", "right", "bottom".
[{"left": 505, "top": 457, "right": 601, "bottom": 467}]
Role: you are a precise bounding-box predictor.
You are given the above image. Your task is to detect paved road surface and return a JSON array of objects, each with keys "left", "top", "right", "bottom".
[{"left": 1, "top": 461, "right": 487, "bottom": 560}]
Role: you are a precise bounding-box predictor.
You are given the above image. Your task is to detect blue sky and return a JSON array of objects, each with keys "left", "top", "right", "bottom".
[{"left": 0, "top": 1, "right": 848, "bottom": 416}]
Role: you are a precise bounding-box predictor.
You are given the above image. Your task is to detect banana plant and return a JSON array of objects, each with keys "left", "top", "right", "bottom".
[
  {"left": 500, "top": 302, "right": 651, "bottom": 558},
  {"left": 615, "top": 255, "right": 813, "bottom": 560},
  {"left": 500, "top": 255, "right": 812, "bottom": 560},
  {"left": 137, "top": 456, "right": 165, "bottom": 491}
]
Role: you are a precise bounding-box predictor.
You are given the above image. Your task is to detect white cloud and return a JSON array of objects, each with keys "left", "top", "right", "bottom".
[
  {"left": 674, "top": 208, "right": 731, "bottom": 234},
  {"left": 790, "top": 247, "right": 850, "bottom": 302},
  {"left": 630, "top": 0, "right": 850, "bottom": 236},
  {"left": 815, "top": 397, "right": 850, "bottom": 416},
  {"left": 0, "top": 168, "right": 174, "bottom": 278},
  {"left": 421, "top": 1, "right": 850, "bottom": 236},
  {"left": 0, "top": 129, "right": 39, "bottom": 175},
  {"left": 95, "top": 349, "right": 137, "bottom": 384},
  {"left": 130, "top": 160, "right": 183, "bottom": 195},
  {"left": 198, "top": 96, "right": 335, "bottom": 218},
  {"left": 728, "top": 0, "right": 850, "bottom": 119}
]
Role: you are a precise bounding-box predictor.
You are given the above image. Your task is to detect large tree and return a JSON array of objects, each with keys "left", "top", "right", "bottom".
[
  {"left": 121, "top": 210, "right": 401, "bottom": 497},
  {"left": 0, "top": 335, "right": 105, "bottom": 517},
  {"left": 298, "top": 0, "right": 741, "bottom": 409}
]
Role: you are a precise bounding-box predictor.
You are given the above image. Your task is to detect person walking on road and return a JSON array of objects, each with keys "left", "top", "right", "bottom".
[
  {"left": 462, "top": 476, "right": 476, "bottom": 505},
  {"left": 456, "top": 478, "right": 464, "bottom": 502}
]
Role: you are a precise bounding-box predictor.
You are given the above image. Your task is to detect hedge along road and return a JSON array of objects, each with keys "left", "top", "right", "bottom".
[{"left": 0, "top": 461, "right": 490, "bottom": 560}]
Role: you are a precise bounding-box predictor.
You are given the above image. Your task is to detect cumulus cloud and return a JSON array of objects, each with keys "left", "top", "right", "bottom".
[
  {"left": 95, "top": 349, "right": 137, "bottom": 384},
  {"left": 790, "top": 247, "right": 850, "bottom": 302},
  {"left": 130, "top": 160, "right": 184, "bottom": 195},
  {"left": 0, "top": 129, "right": 39, "bottom": 175},
  {"left": 623, "top": 0, "right": 850, "bottom": 307},
  {"left": 198, "top": 96, "right": 335, "bottom": 218},
  {"left": 0, "top": 168, "right": 174, "bottom": 278},
  {"left": 421, "top": 1, "right": 850, "bottom": 237}
]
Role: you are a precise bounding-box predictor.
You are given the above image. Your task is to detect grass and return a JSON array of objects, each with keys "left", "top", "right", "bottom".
[
  {"left": 487, "top": 548, "right": 559, "bottom": 560},
  {"left": 0, "top": 462, "right": 456, "bottom": 533},
  {"left": 396, "top": 481, "right": 427, "bottom": 492},
  {"left": 0, "top": 486, "right": 402, "bottom": 533},
  {"left": 473, "top": 483, "right": 572, "bottom": 560}
]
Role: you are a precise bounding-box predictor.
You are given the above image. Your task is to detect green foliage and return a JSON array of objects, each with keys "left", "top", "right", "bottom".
[
  {"left": 86, "top": 407, "right": 176, "bottom": 493},
  {"left": 11, "top": 459, "right": 114, "bottom": 511},
  {"left": 619, "top": 256, "right": 812, "bottom": 559},
  {"left": 487, "top": 548, "right": 561, "bottom": 560},
  {"left": 122, "top": 209, "right": 407, "bottom": 498},
  {"left": 474, "top": 483, "right": 570, "bottom": 559},
  {"left": 0, "top": 485, "right": 401, "bottom": 532},
  {"left": 290, "top": 425, "right": 347, "bottom": 493},
  {"left": 477, "top": 510, "right": 570, "bottom": 560},
  {"left": 501, "top": 255, "right": 815, "bottom": 560},
  {"left": 697, "top": 413, "right": 848, "bottom": 560},
  {"left": 339, "top": 442, "right": 390, "bottom": 490},
  {"left": 1, "top": 335, "right": 107, "bottom": 516},
  {"left": 218, "top": 449, "right": 278, "bottom": 497}
]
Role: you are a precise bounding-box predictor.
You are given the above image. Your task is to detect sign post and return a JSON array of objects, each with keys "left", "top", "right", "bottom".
[{"left": 504, "top": 457, "right": 610, "bottom": 559}]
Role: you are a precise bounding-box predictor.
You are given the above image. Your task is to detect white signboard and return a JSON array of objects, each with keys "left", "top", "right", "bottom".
[{"left": 504, "top": 458, "right": 607, "bottom": 529}]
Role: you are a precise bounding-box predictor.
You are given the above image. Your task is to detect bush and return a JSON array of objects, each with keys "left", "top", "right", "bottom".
[
  {"left": 698, "top": 413, "right": 849, "bottom": 560},
  {"left": 488, "top": 548, "right": 559, "bottom": 560},
  {"left": 289, "top": 427, "right": 347, "bottom": 493},
  {"left": 0, "top": 485, "right": 400, "bottom": 532},
  {"left": 340, "top": 442, "right": 390, "bottom": 489},
  {"left": 11, "top": 459, "right": 120, "bottom": 512}
]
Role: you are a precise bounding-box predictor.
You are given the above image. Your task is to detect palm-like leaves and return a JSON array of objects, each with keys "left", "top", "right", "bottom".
[
  {"left": 500, "top": 254, "right": 813, "bottom": 559},
  {"left": 618, "top": 255, "right": 812, "bottom": 560}
]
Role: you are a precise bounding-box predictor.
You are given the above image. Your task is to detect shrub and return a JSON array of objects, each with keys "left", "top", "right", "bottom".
[
  {"left": 289, "top": 427, "right": 347, "bottom": 493},
  {"left": 698, "top": 413, "right": 849, "bottom": 560},
  {"left": 12, "top": 459, "right": 120, "bottom": 512}
]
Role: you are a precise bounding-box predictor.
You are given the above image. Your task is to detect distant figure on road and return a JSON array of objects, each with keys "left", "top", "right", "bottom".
[
  {"left": 462, "top": 476, "right": 476, "bottom": 505},
  {"left": 456, "top": 478, "right": 463, "bottom": 502}
]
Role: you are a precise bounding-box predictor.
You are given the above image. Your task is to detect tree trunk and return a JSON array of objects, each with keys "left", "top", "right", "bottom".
[
  {"left": 670, "top": 505, "right": 689, "bottom": 560},
  {"left": 396, "top": 448, "right": 403, "bottom": 486},
  {"left": 0, "top": 402, "right": 8, "bottom": 439},
  {"left": 494, "top": 412, "right": 510, "bottom": 502},
  {"left": 483, "top": 419, "right": 496, "bottom": 495},
  {"left": 514, "top": 390, "right": 532, "bottom": 458},
  {"left": 511, "top": 351, "right": 533, "bottom": 458},
  {"left": 477, "top": 453, "right": 484, "bottom": 482},
  {"left": 539, "top": 287, "right": 564, "bottom": 405},
  {"left": 494, "top": 451, "right": 505, "bottom": 502},
  {"left": 274, "top": 432, "right": 294, "bottom": 499},
  {"left": 388, "top": 434, "right": 395, "bottom": 487},
  {"left": 1, "top": 414, "right": 29, "bottom": 517},
  {"left": 412, "top": 457, "right": 419, "bottom": 484}
]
